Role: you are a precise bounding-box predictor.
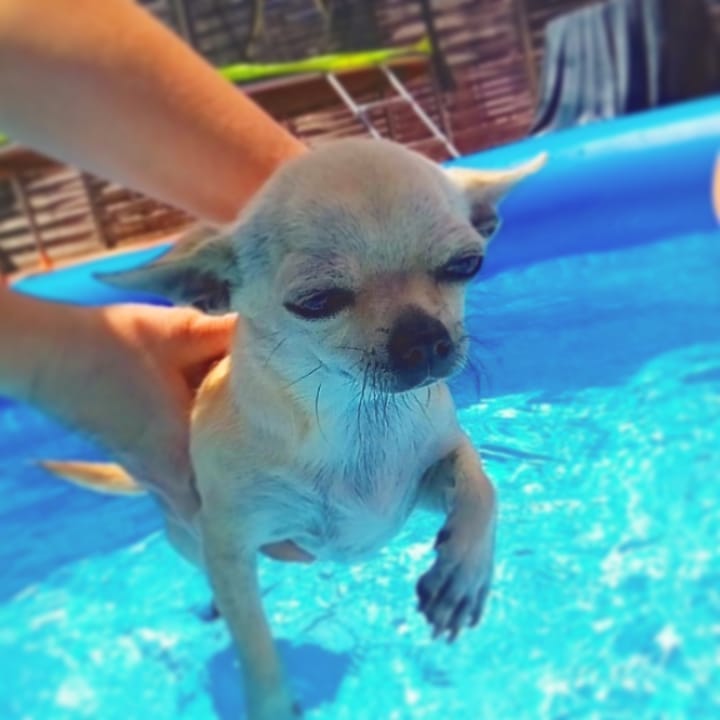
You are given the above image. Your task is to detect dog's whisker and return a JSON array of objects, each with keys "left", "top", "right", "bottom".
[
  {"left": 378, "top": 371, "right": 388, "bottom": 428},
  {"left": 383, "top": 384, "right": 394, "bottom": 429},
  {"left": 464, "top": 357, "right": 489, "bottom": 398},
  {"left": 465, "top": 337, "right": 501, "bottom": 359},
  {"left": 332, "top": 344, "right": 368, "bottom": 353},
  {"left": 412, "top": 390, "right": 433, "bottom": 426},
  {"left": 356, "top": 361, "right": 370, "bottom": 440},
  {"left": 314, "top": 383, "right": 326, "bottom": 439},
  {"left": 347, "top": 357, "right": 368, "bottom": 374},
  {"left": 262, "top": 337, "right": 288, "bottom": 367},
  {"left": 370, "top": 363, "right": 380, "bottom": 425},
  {"left": 476, "top": 357, "right": 493, "bottom": 390},
  {"left": 461, "top": 330, "right": 503, "bottom": 365},
  {"left": 283, "top": 364, "right": 324, "bottom": 390}
]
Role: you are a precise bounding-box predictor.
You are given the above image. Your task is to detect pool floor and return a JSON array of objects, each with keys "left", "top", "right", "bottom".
[{"left": 1, "top": 230, "right": 719, "bottom": 719}]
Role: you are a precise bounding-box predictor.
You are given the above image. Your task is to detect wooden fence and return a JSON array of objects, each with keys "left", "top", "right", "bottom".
[{"left": 1, "top": 0, "right": 718, "bottom": 273}]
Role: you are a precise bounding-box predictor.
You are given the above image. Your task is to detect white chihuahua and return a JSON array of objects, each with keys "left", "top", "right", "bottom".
[{"left": 48, "top": 138, "right": 544, "bottom": 720}]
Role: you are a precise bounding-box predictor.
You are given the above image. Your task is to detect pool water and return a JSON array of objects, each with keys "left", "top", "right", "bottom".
[{"left": 1, "top": 228, "right": 719, "bottom": 719}]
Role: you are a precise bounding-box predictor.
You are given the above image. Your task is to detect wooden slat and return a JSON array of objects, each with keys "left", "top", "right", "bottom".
[
  {"left": 243, "top": 55, "right": 432, "bottom": 120},
  {"left": 7, "top": 0, "right": 714, "bottom": 271}
]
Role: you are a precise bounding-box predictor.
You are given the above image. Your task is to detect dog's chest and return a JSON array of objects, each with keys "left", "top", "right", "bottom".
[{"left": 293, "top": 410, "right": 443, "bottom": 561}]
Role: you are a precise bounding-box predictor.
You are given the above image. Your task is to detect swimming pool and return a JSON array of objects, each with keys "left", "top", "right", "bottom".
[{"left": 2, "top": 99, "right": 719, "bottom": 719}]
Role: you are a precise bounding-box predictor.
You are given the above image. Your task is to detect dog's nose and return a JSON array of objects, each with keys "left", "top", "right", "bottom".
[{"left": 387, "top": 308, "right": 455, "bottom": 390}]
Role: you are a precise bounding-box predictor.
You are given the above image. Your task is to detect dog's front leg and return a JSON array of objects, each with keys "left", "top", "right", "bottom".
[
  {"left": 416, "top": 434, "right": 497, "bottom": 642},
  {"left": 199, "top": 511, "right": 299, "bottom": 720}
]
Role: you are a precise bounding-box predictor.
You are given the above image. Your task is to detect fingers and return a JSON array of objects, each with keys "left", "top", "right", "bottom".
[
  {"left": 169, "top": 310, "right": 238, "bottom": 366},
  {"left": 104, "top": 303, "right": 238, "bottom": 366}
]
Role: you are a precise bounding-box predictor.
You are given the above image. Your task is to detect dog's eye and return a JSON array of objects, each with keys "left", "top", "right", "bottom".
[
  {"left": 435, "top": 254, "right": 484, "bottom": 282},
  {"left": 475, "top": 216, "right": 499, "bottom": 238},
  {"left": 284, "top": 288, "right": 355, "bottom": 320}
]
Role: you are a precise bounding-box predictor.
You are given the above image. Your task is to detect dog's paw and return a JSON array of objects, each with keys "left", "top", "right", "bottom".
[
  {"left": 195, "top": 599, "right": 221, "bottom": 622},
  {"left": 416, "top": 519, "right": 495, "bottom": 642},
  {"left": 248, "top": 693, "right": 302, "bottom": 720}
]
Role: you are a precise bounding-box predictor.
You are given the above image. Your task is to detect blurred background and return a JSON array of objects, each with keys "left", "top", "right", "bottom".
[{"left": 1, "top": 0, "right": 718, "bottom": 279}]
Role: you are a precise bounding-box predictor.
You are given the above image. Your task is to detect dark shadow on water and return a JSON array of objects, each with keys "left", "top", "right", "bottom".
[{"left": 208, "top": 641, "right": 351, "bottom": 719}]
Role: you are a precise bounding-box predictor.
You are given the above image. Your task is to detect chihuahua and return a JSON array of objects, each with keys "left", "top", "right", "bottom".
[{"left": 47, "top": 138, "right": 544, "bottom": 720}]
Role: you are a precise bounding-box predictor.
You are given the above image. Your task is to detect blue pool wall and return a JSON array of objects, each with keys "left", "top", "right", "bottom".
[
  {"left": 13, "top": 96, "right": 720, "bottom": 305},
  {"left": 454, "top": 95, "right": 720, "bottom": 277}
]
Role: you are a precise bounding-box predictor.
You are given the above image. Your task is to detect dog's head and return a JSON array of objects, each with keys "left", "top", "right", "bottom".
[{"left": 106, "top": 139, "right": 544, "bottom": 393}]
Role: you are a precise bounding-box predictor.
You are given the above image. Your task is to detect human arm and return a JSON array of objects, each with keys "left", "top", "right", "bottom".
[
  {"left": 0, "top": 0, "right": 310, "bottom": 522},
  {"left": 0, "top": 0, "right": 305, "bottom": 224},
  {"left": 0, "top": 289, "right": 234, "bottom": 519},
  {"left": 0, "top": 289, "right": 320, "bottom": 566},
  {"left": 0, "top": 0, "right": 320, "bottom": 540}
]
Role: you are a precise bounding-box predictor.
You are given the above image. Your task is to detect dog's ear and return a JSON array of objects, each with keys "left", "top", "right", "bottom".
[
  {"left": 445, "top": 153, "right": 547, "bottom": 235},
  {"left": 97, "top": 225, "right": 238, "bottom": 313}
]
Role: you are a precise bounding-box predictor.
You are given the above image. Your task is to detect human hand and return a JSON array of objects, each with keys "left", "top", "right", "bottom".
[
  {"left": 15, "top": 297, "right": 312, "bottom": 562},
  {"left": 31, "top": 303, "right": 234, "bottom": 521}
]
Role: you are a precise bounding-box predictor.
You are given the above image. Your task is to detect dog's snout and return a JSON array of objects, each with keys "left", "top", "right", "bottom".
[{"left": 388, "top": 308, "right": 455, "bottom": 390}]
